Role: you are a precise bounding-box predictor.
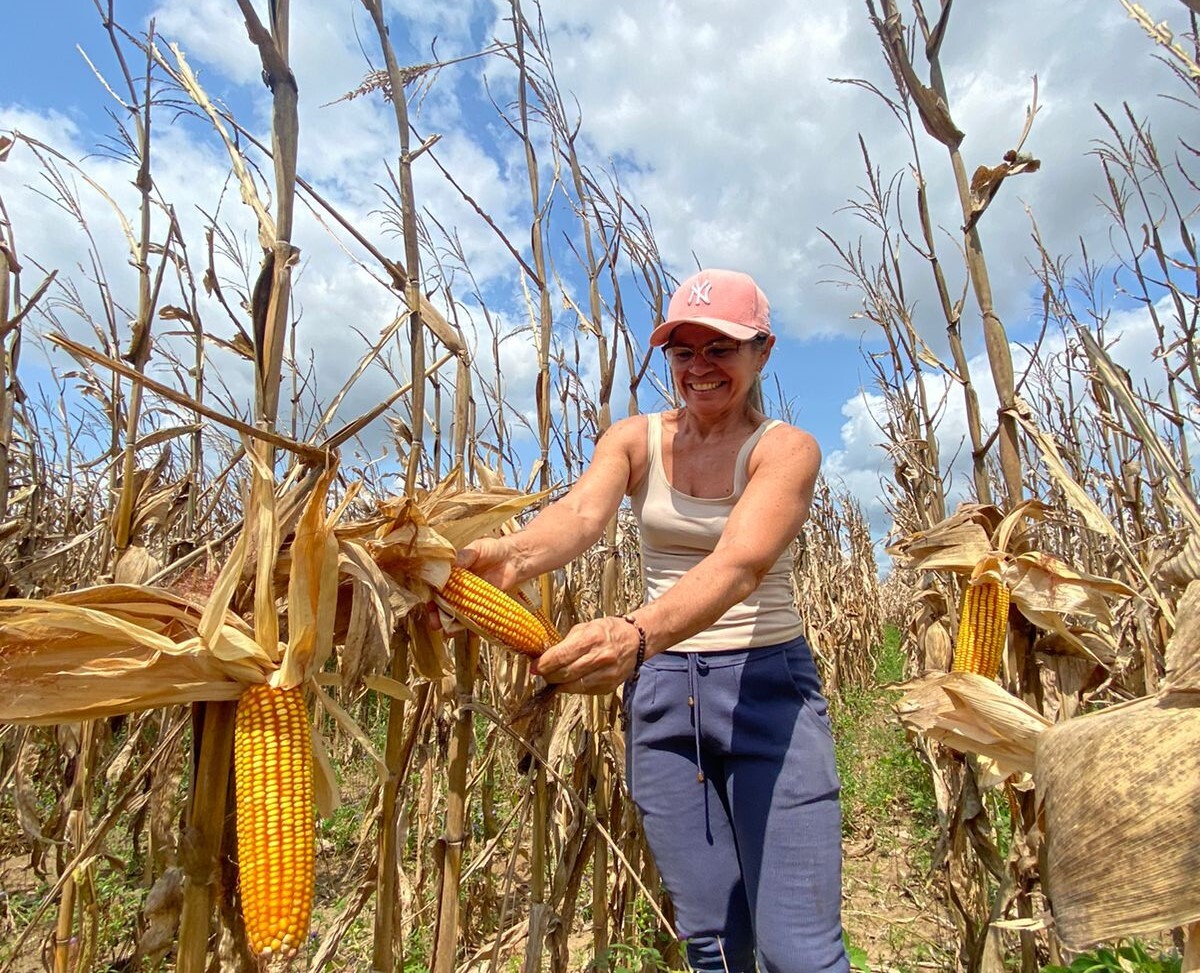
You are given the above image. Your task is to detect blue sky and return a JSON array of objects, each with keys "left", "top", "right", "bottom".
[{"left": 2, "top": 0, "right": 1194, "bottom": 555}]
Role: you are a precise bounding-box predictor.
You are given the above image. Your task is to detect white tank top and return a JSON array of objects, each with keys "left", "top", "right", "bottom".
[{"left": 629, "top": 412, "right": 804, "bottom": 653}]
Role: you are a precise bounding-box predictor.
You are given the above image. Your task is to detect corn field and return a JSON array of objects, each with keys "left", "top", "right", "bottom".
[
  {"left": 1, "top": 2, "right": 1199, "bottom": 972},
  {"left": 0, "top": 3, "right": 885, "bottom": 972}
]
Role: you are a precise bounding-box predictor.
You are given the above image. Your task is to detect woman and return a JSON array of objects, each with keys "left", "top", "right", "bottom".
[{"left": 460, "top": 268, "right": 849, "bottom": 973}]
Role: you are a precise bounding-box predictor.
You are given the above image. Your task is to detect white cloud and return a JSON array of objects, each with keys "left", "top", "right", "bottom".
[
  {"left": 151, "top": 0, "right": 264, "bottom": 86},
  {"left": 824, "top": 291, "right": 1198, "bottom": 560},
  {"left": 5, "top": 0, "right": 1196, "bottom": 552}
]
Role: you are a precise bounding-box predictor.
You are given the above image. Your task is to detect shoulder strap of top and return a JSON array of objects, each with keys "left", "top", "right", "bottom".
[
  {"left": 630, "top": 412, "right": 665, "bottom": 501},
  {"left": 732, "top": 419, "right": 781, "bottom": 494},
  {"left": 647, "top": 412, "right": 664, "bottom": 483}
]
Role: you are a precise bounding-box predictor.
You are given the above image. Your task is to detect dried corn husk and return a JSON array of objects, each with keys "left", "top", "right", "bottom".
[
  {"left": 886, "top": 504, "right": 999, "bottom": 573},
  {"left": 0, "top": 470, "right": 550, "bottom": 726},
  {"left": 1163, "top": 580, "right": 1200, "bottom": 695},
  {"left": 893, "top": 672, "right": 1053, "bottom": 786},
  {"left": 1162, "top": 532, "right": 1200, "bottom": 588},
  {"left": 1037, "top": 691, "right": 1200, "bottom": 947},
  {"left": 0, "top": 585, "right": 267, "bottom": 723},
  {"left": 889, "top": 503, "right": 1135, "bottom": 667},
  {"left": 1034, "top": 474, "right": 1197, "bottom": 945},
  {"left": 277, "top": 467, "right": 340, "bottom": 689}
]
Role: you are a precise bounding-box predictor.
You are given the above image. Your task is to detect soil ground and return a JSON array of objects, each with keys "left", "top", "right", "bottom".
[{"left": 0, "top": 655, "right": 957, "bottom": 973}]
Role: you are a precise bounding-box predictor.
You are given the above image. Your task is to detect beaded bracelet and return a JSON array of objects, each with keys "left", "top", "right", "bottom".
[{"left": 622, "top": 614, "right": 647, "bottom": 681}]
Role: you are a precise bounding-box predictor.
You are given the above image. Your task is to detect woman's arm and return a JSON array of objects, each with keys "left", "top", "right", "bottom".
[
  {"left": 458, "top": 415, "right": 645, "bottom": 591},
  {"left": 535, "top": 424, "right": 821, "bottom": 693}
]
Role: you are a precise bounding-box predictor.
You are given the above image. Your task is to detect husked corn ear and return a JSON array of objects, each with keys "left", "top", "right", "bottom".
[
  {"left": 951, "top": 579, "right": 1010, "bottom": 680},
  {"left": 438, "top": 566, "right": 554, "bottom": 656},
  {"left": 515, "top": 589, "right": 562, "bottom": 644},
  {"left": 234, "top": 684, "right": 315, "bottom": 963}
]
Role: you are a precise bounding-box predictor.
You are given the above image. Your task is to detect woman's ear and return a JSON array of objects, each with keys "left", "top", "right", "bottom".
[{"left": 758, "top": 334, "right": 776, "bottom": 369}]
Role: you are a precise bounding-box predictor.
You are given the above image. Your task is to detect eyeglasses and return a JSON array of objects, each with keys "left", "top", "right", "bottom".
[{"left": 663, "top": 339, "right": 745, "bottom": 367}]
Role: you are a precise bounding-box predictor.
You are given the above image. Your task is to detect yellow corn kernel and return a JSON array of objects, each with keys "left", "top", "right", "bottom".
[
  {"left": 437, "top": 566, "right": 553, "bottom": 656},
  {"left": 515, "top": 588, "right": 562, "bottom": 644},
  {"left": 951, "top": 579, "right": 1010, "bottom": 679},
  {"left": 234, "top": 684, "right": 315, "bottom": 963}
]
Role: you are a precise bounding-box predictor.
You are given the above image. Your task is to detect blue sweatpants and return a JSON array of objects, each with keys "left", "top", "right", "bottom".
[{"left": 623, "top": 636, "right": 849, "bottom": 973}]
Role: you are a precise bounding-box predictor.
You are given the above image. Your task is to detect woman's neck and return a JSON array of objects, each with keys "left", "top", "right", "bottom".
[{"left": 673, "top": 403, "right": 761, "bottom": 441}]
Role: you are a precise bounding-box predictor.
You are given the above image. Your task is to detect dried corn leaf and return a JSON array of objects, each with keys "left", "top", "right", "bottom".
[
  {"left": 1079, "top": 326, "right": 1200, "bottom": 534},
  {"left": 894, "top": 672, "right": 1052, "bottom": 782},
  {"left": 546, "top": 691, "right": 586, "bottom": 766},
  {"left": 363, "top": 673, "right": 416, "bottom": 701},
  {"left": 1016, "top": 605, "right": 1111, "bottom": 665},
  {"left": 338, "top": 541, "right": 397, "bottom": 692},
  {"left": 47, "top": 583, "right": 200, "bottom": 613},
  {"left": 473, "top": 460, "right": 510, "bottom": 493},
  {"left": 341, "top": 588, "right": 383, "bottom": 691},
  {"left": 13, "top": 733, "right": 46, "bottom": 842},
  {"left": 3, "top": 597, "right": 190, "bottom": 656},
  {"left": 130, "top": 479, "right": 187, "bottom": 536},
  {"left": 105, "top": 712, "right": 147, "bottom": 789},
  {"left": 199, "top": 529, "right": 250, "bottom": 649},
  {"left": 1013, "top": 405, "right": 1122, "bottom": 539},
  {"left": 339, "top": 538, "right": 400, "bottom": 630},
  {"left": 169, "top": 44, "right": 275, "bottom": 248},
  {"left": 0, "top": 642, "right": 248, "bottom": 723},
  {"left": 992, "top": 497, "right": 1053, "bottom": 553},
  {"left": 310, "top": 681, "right": 388, "bottom": 780},
  {"left": 310, "top": 725, "right": 341, "bottom": 817},
  {"left": 422, "top": 487, "right": 553, "bottom": 551}
]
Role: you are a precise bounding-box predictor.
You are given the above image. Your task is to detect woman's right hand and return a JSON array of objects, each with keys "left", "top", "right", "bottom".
[
  {"left": 429, "top": 536, "right": 517, "bottom": 635},
  {"left": 455, "top": 536, "right": 522, "bottom": 592}
]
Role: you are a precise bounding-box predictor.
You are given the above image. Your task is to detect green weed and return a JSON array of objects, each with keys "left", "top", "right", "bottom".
[
  {"left": 831, "top": 626, "right": 937, "bottom": 853},
  {"left": 1042, "top": 941, "right": 1182, "bottom": 973},
  {"left": 590, "top": 942, "right": 669, "bottom": 972},
  {"left": 846, "top": 933, "right": 871, "bottom": 971}
]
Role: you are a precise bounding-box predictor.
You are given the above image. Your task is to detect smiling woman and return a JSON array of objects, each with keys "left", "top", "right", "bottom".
[{"left": 456, "top": 268, "right": 846, "bottom": 973}]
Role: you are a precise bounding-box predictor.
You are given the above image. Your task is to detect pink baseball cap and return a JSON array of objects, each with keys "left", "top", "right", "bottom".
[{"left": 649, "top": 268, "right": 772, "bottom": 347}]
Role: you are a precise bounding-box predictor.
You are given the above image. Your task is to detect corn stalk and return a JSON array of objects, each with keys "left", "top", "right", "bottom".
[
  {"left": 855, "top": 2, "right": 1048, "bottom": 968},
  {"left": 504, "top": 4, "right": 557, "bottom": 968},
  {"left": 176, "top": 1, "right": 302, "bottom": 968}
]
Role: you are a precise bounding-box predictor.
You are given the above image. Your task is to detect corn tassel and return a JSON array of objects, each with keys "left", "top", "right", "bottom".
[
  {"left": 951, "top": 579, "right": 1010, "bottom": 679},
  {"left": 234, "top": 684, "right": 315, "bottom": 963},
  {"left": 437, "top": 565, "right": 554, "bottom": 656}
]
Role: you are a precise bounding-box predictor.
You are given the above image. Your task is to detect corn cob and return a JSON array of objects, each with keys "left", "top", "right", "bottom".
[
  {"left": 234, "top": 684, "right": 315, "bottom": 963},
  {"left": 515, "top": 589, "right": 562, "bottom": 644},
  {"left": 437, "top": 565, "right": 554, "bottom": 656},
  {"left": 951, "top": 579, "right": 1010, "bottom": 680}
]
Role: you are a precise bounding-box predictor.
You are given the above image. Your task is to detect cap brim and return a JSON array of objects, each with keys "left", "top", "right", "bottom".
[{"left": 649, "top": 317, "right": 764, "bottom": 347}]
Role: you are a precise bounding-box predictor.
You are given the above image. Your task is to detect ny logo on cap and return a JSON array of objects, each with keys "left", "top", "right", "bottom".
[{"left": 687, "top": 280, "right": 713, "bottom": 306}]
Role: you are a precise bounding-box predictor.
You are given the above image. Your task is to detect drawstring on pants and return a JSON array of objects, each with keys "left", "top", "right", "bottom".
[{"left": 687, "top": 654, "right": 707, "bottom": 783}]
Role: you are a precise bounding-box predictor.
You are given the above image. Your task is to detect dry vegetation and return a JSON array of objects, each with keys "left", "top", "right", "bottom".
[
  {"left": 0, "top": 1, "right": 1198, "bottom": 972},
  {"left": 826, "top": 2, "right": 1200, "bottom": 971}
]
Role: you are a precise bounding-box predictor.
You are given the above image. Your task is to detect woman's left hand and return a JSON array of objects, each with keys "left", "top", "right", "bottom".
[{"left": 536, "top": 616, "right": 641, "bottom": 695}]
